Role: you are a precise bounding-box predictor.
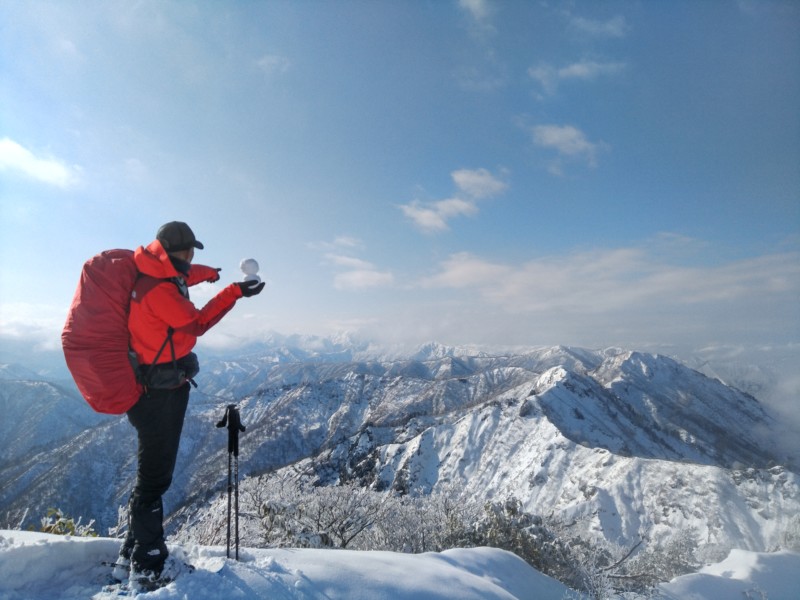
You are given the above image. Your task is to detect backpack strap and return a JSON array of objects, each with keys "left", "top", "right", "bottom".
[{"left": 141, "top": 326, "right": 175, "bottom": 385}]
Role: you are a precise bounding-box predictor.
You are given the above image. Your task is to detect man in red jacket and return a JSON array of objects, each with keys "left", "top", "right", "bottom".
[{"left": 118, "top": 221, "right": 264, "bottom": 587}]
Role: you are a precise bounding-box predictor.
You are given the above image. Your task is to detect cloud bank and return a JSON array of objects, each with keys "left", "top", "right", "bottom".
[
  {"left": 410, "top": 240, "right": 799, "bottom": 348},
  {"left": 401, "top": 167, "right": 508, "bottom": 233}
]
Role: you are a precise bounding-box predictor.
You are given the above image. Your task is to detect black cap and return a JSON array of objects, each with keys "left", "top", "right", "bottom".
[{"left": 156, "top": 221, "right": 204, "bottom": 252}]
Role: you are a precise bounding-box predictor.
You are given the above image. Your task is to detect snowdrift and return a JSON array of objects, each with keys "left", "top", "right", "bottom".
[
  {"left": 2, "top": 531, "right": 799, "bottom": 600},
  {"left": 0, "top": 530, "right": 567, "bottom": 599}
]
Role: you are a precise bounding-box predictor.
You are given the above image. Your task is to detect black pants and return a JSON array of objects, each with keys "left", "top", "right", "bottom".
[{"left": 122, "top": 383, "right": 190, "bottom": 573}]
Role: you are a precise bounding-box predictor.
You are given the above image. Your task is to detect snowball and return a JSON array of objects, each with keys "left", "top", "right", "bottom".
[{"left": 240, "top": 258, "right": 259, "bottom": 275}]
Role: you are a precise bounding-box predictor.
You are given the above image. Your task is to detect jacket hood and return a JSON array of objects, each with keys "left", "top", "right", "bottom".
[{"left": 133, "top": 240, "right": 181, "bottom": 279}]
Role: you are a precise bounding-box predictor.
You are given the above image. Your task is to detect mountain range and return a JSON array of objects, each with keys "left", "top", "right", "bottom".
[{"left": 1, "top": 340, "right": 797, "bottom": 561}]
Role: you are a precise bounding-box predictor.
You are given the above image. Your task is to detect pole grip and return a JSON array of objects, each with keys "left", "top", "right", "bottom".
[{"left": 217, "top": 404, "right": 246, "bottom": 456}]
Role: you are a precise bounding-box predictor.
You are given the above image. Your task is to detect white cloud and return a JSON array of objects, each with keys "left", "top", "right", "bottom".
[
  {"left": 400, "top": 201, "right": 452, "bottom": 233},
  {"left": 532, "top": 124, "right": 597, "bottom": 158},
  {"left": 452, "top": 167, "right": 508, "bottom": 199},
  {"left": 569, "top": 15, "right": 628, "bottom": 38},
  {"left": 531, "top": 124, "right": 604, "bottom": 174},
  {"left": 529, "top": 59, "right": 626, "bottom": 95},
  {"left": 0, "top": 138, "right": 80, "bottom": 187},
  {"left": 559, "top": 60, "right": 626, "bottom": 80},
  {"left": 401, "top": 197, "right": 477, "bottom": 233},
  {"left": 435, "top": 197, "right": 479, "bottom": 219},
  {"left": 401, "top": 167, "right": 508, "bottom": 233},
  {"left": 400, "top": 197, "right": 481, "bottom": 233},
  {"left": 321, "top": 246, "right": 394, "bottom": 291}
]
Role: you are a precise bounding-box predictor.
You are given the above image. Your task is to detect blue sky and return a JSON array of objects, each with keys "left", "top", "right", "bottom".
[{"left": 1, "top": 0, "right": 798, "bottom": 363}]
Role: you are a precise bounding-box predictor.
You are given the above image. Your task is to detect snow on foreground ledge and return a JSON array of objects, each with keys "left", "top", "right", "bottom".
[
  {"left": 2, "top": 531, "right": 799, "bottom": 600},
  {"left": 0, "top": 530, "right": 567, "bottom": 600}
]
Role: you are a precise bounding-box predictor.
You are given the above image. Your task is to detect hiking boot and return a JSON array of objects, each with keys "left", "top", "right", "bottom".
[{"left": 130, "top": 555, "right": 194, "bottom": 592}]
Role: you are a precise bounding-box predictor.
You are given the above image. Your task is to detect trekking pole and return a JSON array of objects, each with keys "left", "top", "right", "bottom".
[{"left": 216, "top": 404, "right": 246, "bottom": 560}]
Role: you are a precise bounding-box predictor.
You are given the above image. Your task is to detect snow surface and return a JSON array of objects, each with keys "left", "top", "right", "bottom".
[
  {"left": 659, "top": 548, "right": 800, "bottom": 600},
  {"left": 0, "top": 530, "right": 566, "bottom": 600},
  {"left": 1, "top": 530, "right": 798, "bottom": 600}
]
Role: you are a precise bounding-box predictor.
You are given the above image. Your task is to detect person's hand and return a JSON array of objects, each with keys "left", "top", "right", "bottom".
[
  {"left": 208, "top": 268, "right": 222, "bottom": 283},
  {"left": 236, "top": 280, "right": 265, "bottom": 297}
]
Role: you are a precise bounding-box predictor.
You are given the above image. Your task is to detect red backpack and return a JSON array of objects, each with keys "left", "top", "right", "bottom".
[{"left": 62, "top": 249, "right": 143, "bottom": 414}]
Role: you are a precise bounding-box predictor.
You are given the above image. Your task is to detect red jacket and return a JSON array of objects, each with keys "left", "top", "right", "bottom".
[{"left": 128, "top": 240, "right": 243, "bottom": 364}]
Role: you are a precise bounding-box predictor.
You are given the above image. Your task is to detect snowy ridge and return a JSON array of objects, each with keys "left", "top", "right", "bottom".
[
  {"left": 537, "top": 353, "right": 775, "bottom": 467},
  {"left": 306, "top": 366, "right": 796, "bottom": 551}
]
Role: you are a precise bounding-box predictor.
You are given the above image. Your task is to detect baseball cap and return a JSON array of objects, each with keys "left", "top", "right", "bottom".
[{"left": 156, "top": 221, "right": 204, "bottom": 252}]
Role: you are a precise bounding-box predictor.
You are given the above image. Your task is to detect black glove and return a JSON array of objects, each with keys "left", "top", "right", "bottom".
[{"left": 236, "top": 280, "right": 265, "bottom": 297}]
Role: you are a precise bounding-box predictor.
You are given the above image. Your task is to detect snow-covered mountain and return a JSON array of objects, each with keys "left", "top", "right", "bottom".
[
  {"left": 1, "top": 344, "right": 797, "bottom": 561},
  {"left": 0, "top": 371, "right": 109, "bottom": 465}
]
